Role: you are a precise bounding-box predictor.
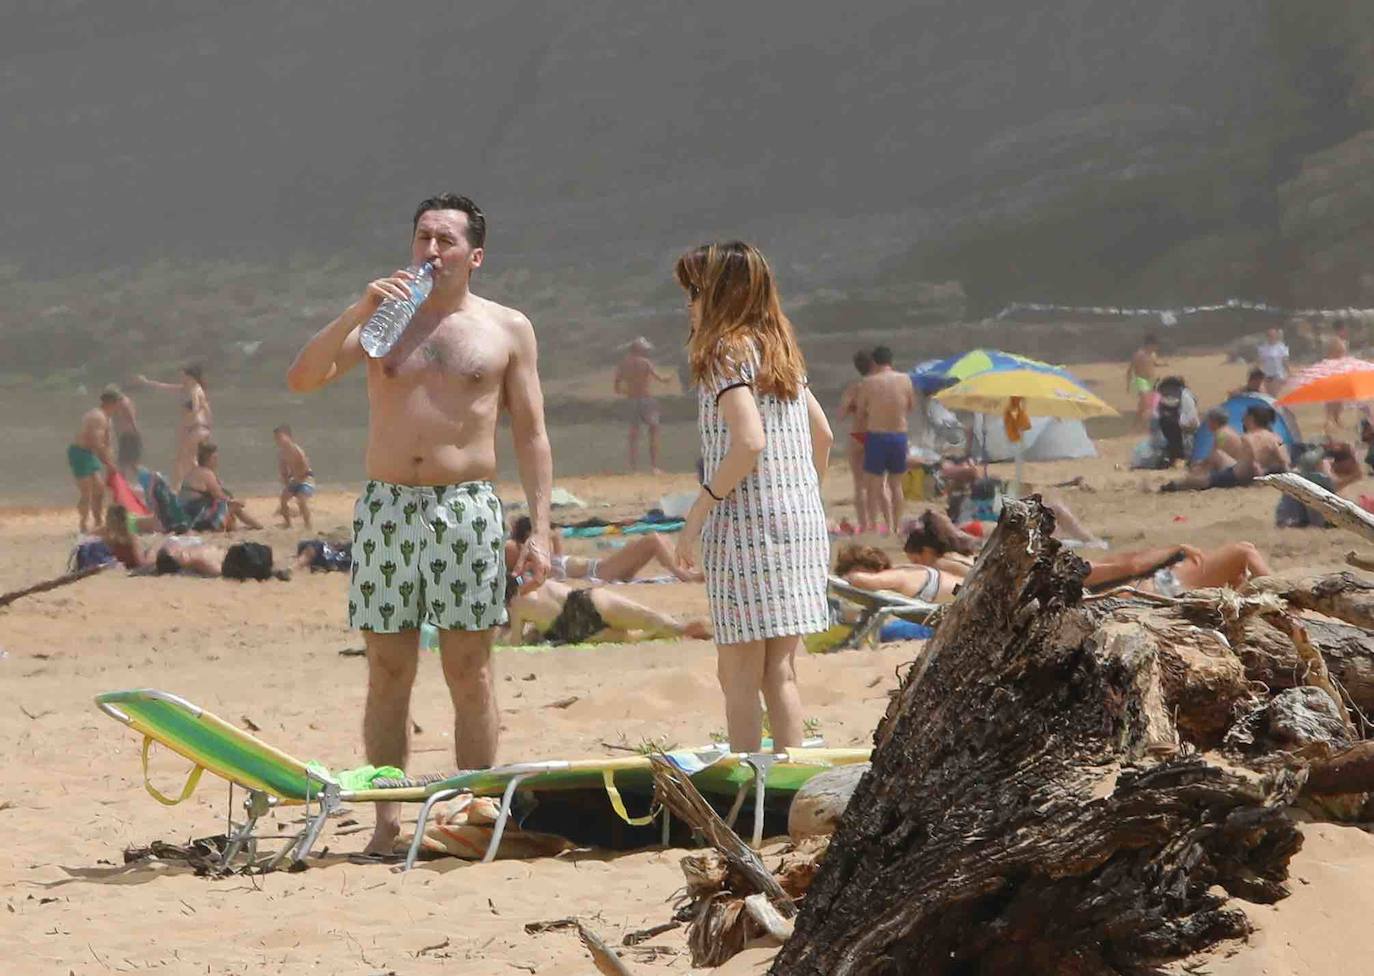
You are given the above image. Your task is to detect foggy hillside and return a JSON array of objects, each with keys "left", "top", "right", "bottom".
[{"left": 4, "top": 0, "right": 1373, "bottom": 383}]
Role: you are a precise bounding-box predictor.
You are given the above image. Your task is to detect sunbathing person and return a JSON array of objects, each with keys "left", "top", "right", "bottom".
[
  {"left": 152, "top": 538, "right": 290, "bottom": 581},
  {"left": 179, "top": 443, "right": 263, "bottom": 531},
  {"left": 902, "top": 523, "right": 1271, "bottom": 597},
  {"left": 502, "top": 576, "right": 710, "bottom": 645},
  {"left": 99, "top": 505, "right": 152, "bottom": 569},
  {"left": 908, "top": 492, "right": 1104, "bottom": 553},
  {"left": 833, "top": 544, "right": 962, "bottom": 603},
  {"left": 508, "top": 515, "right": 701, "bottom": 583}
]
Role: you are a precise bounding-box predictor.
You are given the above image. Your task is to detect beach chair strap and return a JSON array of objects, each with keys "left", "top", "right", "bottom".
[
  {"left": 601, "top": 768, "right": 658, "bottom": 827},
  {"left": 141, "top": 735, "right": 204, "bottom": 806}
]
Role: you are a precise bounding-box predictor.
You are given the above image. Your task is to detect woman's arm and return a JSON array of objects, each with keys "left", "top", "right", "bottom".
[
  {"left": 137, "top": 375, "right": 182, "bottom": 393},
  {"left": 676, "top": 386, "right": 766, "bottom": 571},
  {"left": 844, "top": 569, "right": 915, "bottom": 595},
  {"left": 804, "top": 388, "right": 833, "bottom": 485}
]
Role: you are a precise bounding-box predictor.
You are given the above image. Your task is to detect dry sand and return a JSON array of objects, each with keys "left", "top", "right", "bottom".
[{"left": 2, "top": 353, "right": 1373, "bottom": 974}]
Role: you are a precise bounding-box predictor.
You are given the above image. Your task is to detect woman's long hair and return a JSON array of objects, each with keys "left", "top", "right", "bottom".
[{"left": 675, "top": 241, "right": 806, "bottom": 400}]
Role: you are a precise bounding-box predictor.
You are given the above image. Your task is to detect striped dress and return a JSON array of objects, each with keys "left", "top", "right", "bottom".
[{"left": 698, "top": 349, "right": 830, "bottom": 644}]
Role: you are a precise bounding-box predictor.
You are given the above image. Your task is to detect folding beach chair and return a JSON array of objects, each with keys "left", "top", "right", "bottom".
[
  {"left": 827, "top": 575, "right": 940, "bottom": 649},
  {"left": 96, "top": 689, "right": 870, "bottom": 871}
]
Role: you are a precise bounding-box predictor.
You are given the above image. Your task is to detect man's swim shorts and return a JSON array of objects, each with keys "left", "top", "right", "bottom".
[
  {"left": 862, "top": 431, "right": 909, "bottom": 476},
  {"left": 348, "top": 480, "right": 508, "bottom": 633}
]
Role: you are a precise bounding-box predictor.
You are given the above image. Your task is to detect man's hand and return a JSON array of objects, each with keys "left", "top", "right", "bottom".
[
  {"left": 363, "top": 269, "right": 418, "bottom": 308},
  {"left": 513, "top": 530, "right": 552, "bottom": 589}
]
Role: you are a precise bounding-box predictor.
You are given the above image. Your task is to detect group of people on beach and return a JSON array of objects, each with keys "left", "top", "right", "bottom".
[
  {"left": 68, "top": 373, "right": 317, "bottom": 535},
  {"left": 71, "top": 192, "right": 1285, "bottom": 856}
]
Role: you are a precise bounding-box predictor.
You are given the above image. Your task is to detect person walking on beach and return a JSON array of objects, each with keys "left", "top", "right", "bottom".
[
  {"left": 673, "top": 241, "right": 833, "bottom": 752},
  {"left": 837, "top": 349, "right": 875, "bottom": 533},
  {"left": 1256, "top": 326, "right": 1289, "bottom": 397},
  {"left": 287, "top": 193, "right": 553, "bottom": 855},
  {"left": 68, "top": 388, "right": 120, "bottom": 533},
  {"left": 272, "top": 424, "right": 315, "bottom": 530},
  {"left": 613, "top": 337, "right": 671, "bottom": 473},
  {"left": 1127, "top": 334, "right": 1163, "bottom": 432},
  {"left": 137, "top": 364, "right": 212, "bottom": 489},
  {"left": 855, "top": 345, "right": 914, "bottom": 534}
]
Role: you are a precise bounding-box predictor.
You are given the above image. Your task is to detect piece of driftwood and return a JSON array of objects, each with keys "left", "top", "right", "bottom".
[
  {"left": 1307, "top": 740, "right": 1374, "bottom": 794},
  {"left": 1247, "top": 572, "right": 1374, "bottom": 633},
  {"left": 575, "top": 921, "right": 639, "bottom": 976},
  {"left": 1259, "top": 472, "right": 1374, "bottom": 543},
  {"left": 787, "top": 763, "right": 869, "bottom": 841},
  {"left": 1346, "top": 550, "right": 1374, "bottom": 573},
  {"left": 743, "top": 893, "right": 794, "bottom": 943},
  {"left": 772, "top": 498, "right": 1306, "bottom": 976},
  {"left": 0, "top": 563, "right": 110, "bottom": 609},
  {"left": 649, "top": 755, "right": 794, "bottom": 916}
]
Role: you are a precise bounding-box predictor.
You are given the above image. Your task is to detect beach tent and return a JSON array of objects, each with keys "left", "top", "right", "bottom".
[
  {"left": 1191, "top": 392, "right": 1301, "bottom": 464},
  {"left": 966, "top": 414, "right": 1098, "bottom": 462}
]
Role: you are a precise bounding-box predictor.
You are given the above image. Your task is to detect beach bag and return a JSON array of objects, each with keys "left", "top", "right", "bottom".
[
  {"left": 70, "top": 540, "right": 117, "bottom": 572},
  {"left": 221, "top": 542, "right": 274, "bottom": 581}
]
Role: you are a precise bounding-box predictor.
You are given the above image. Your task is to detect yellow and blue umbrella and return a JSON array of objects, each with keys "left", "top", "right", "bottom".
[
  {"left": 934, "top": 369, "right": 1117, "bottom": 420},
  {"left": 910, "top": 349, "right": 1073, "bottom": 394}
]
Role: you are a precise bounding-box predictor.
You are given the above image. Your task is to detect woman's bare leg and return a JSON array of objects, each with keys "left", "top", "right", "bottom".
[
  {"left": 761, "top": 635, "right": 804, "bottom": 749},
  {"left": 593, "top": 533, "right": 685, "bottom": 581},
  {"left": 716, "top": 639, "right": 766, "bottom": 752},
  {"left": 847, "top": 442, "right": 871, "bottom": 531},
  {"left": 1175, "top": 542, "right": 1270, "bottom": 590},
  {"left": 589, "top": 587, "right": 706, "bottom": 638},
  {"left": 1040, "top": 489, "right": 1102, "bottom": 544}
]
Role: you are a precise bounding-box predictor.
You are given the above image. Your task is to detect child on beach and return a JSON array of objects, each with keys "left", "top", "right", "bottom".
[{"left": 273, "top": 424, "right": 315, "bottom": 529}]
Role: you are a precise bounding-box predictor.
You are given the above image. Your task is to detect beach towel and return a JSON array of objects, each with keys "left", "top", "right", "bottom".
[{"left": 106, "top": 470, "right": 151, "bottom": 517}]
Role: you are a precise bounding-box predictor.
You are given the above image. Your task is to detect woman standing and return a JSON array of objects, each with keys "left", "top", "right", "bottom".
[
  {"left": 674, "top": 242, "right": 833, "bottom": 752},
  {"left": 138, "top": 364, "right": 212, "bottom": 488}
]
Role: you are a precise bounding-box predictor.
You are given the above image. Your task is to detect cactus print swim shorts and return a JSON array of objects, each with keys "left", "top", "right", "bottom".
[{"left": 348, "top": 480, "right": 508, "bottom": 633}]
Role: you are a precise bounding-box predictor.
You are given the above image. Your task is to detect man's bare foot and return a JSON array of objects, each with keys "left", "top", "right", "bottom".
[{"left": 363, "top": 818, "right": 401, "bottom": 856}]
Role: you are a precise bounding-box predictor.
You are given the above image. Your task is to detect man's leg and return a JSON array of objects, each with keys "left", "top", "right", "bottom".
[
  {"left": 298, "top": 494, "right": 312, "bottom": 531},
  {"left": 362, "top": 629, "right": 420, "bottom": 854},
  {"left": 90, "top": 476, "right": 106, "bottom": 529},
  {"left": 75, "top": 476, "right": 91, "bottom": 533},
  {"left": 888, "top": 471, "right": 907, "bottom": 532},
  {"left": 437, "top": 628, "right": 499, "bottom": 769},
  {"left": 865, "top": 473, "right": 890, "bottom": 531},
  {"left": 278, "top": 489, "right": 292, "bottom": 527},
  {"left": 648, "top": 420, "right": 663, "bottom": 474},
  {"left": 628, "top": 421, "right": 640, "bottom": 471}
]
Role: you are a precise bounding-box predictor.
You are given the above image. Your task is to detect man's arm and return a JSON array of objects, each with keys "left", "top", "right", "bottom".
[
  {"left": 503, "top": 313, "right": 554, "bottom": 583},
  {"left": 94, "top": 416, "right": 116, "bottom": 469},
  {"left": 612, "top": 361, "right": 625, "bottom": 396},
  {"left": 286, "top": 305, "right": 368, "bottom": 392}
]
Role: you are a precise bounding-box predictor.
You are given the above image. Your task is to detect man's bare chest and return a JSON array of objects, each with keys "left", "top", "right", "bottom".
[{"left": 377, "top": 320, "right": 507, "bottom": 388}]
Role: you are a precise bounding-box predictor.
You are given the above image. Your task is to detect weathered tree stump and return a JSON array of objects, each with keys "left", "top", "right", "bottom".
[{"left": 773, "top": 499, "right": 1307, "bottom": 976}]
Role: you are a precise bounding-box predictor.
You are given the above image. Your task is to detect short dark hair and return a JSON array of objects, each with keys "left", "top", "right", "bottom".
[
  {"left": 1144, "top": 333, "right": 1159, "bottom": 346},
  {"left": 871, "top": 346, "right": 894, "bottom": 366},
  {"left": 99, "top": 389, "right": 121, "bottom": 405},
  {"left": 1248, "top": 367, "right": 1265, "bottom": 383},
  {"left": 853, "top": 350, "right": 873, "bottom": 375},
  {"left": 413, "top": 194, "right": 486, "bottom": 248},
  {"left": 155, "top": 548, "right": 181, "bottom": 575},
  {"left": 273, "top": 424, "right": 292, "bottom": 437},
  {"left": 197, "top": 442, "right": 218, "bottom": 466},
  {"left": 1244, "top": 404, "right": 1275, "bottom": 429},
  {"left": 903, "top": 525, "right": 950, "bottom": 557},
  {"left": 182, "top": 364, "right": 205, "bottom": 386}
]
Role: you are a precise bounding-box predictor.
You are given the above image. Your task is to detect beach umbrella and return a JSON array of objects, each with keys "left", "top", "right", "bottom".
[
  {"left": 910, "top": 349, "right": 1073, "bottom": 394},
  {"left": 935, "top": 369, "right": 1117, "bottom": 492},
  {"left": 1277, "top": 357, "right": 1374, "bottom": 405}
]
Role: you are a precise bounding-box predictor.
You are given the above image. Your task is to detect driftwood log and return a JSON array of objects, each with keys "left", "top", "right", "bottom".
[
  {"left": 1259, "top": 472, "right": 1374, "bottom": 543},
  {"left": 772, "top": 498, "right": 1325, "bottom": 976},
  {"left": 0, "top": 563, "right": 109, "bottom": 609}
]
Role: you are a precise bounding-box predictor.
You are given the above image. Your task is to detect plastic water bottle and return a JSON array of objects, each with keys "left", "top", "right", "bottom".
[{"left": 359, "top": 263, "right": 434, "bottom": 357}]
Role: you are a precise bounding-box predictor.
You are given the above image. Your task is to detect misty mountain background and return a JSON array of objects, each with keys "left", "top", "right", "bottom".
[{"left": 5, "top": 0, "right": 1374, "bottom": 394}]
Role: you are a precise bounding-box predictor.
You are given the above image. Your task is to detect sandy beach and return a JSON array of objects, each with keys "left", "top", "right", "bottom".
[{"left": 4, "top": 353, "right": 1374, "bottom": 974}]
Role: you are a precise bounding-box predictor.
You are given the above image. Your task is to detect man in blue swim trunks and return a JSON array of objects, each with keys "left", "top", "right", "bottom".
[
  {"left": 68, "top": 389, "right": 120, "bottom": 533},
  {"left": 287, "top": 193, "right": 553, "bottom": 855},
  {"left": 855, "top": 345, "right": 915, "bottom": 535}
]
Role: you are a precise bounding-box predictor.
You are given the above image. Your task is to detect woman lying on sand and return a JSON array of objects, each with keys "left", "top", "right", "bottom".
[
  {"left": 501, "top": 576, "right": 710, "bottom": 645},
  {"left": 833, "top": 544, "right": 963, "bottom": 603},
  {"left": 507, "top": 516, "right": 702, "bottom": 583},
  {"left": 901, "top": 520, "right": 1271, "bottom": 597}
]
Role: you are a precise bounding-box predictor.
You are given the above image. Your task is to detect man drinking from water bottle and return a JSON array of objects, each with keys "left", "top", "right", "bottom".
[{"left": 287, "top": 193, "right": 553, "bottom": 856}]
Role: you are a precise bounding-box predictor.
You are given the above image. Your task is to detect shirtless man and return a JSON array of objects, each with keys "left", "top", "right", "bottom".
[
  {"left": 854, "top": 346, "right": 914, "bottom": 534},
  {"left": 613, "top": 337, "right": 671, "bottom": 473},
  {"left": 104, "top": 386, "right": 143, "bottom": 479},
  {"left": 68, "top": 389, "right": 119, "bottom": 532},
  {"left": 286, "top": 193, "right": 553, "bottom": 855},
  {"left": 837, "top": 349, "right": 875, "bottom": 532},
  {"left": 1127, "top": 334, "right": 1163, "bottom": 432},
  {"left": 1325, "top": 319, "right": 1350, "bottom": 432},
  {"left": 1203, "top": 405, "right": 1289, "bottom": 489},
  {"left": 1161, "top": 408, "right": 1244, "bottom": 491},
  {"left": 273, "top": 424, "right": 315, "bottom": 530}
]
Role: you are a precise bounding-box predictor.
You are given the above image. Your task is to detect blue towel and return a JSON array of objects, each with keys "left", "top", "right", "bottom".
[{"left": 879, "top": 620, "right": 934, "bottom": 642}]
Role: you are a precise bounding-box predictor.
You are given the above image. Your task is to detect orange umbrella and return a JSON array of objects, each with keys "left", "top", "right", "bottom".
[{"left": 1278, "top": 357, "right": 1374, "bottom": 405}]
